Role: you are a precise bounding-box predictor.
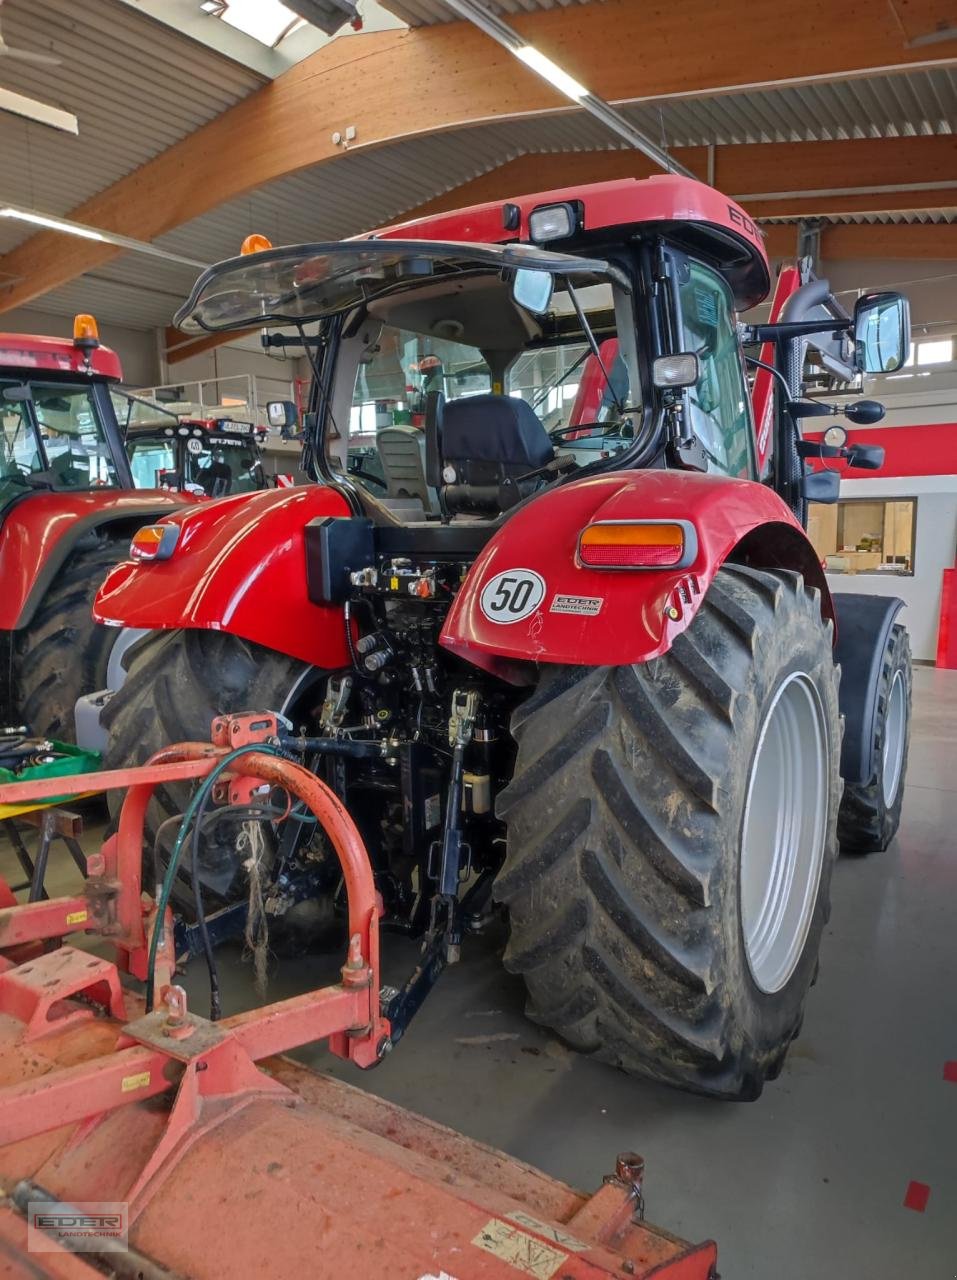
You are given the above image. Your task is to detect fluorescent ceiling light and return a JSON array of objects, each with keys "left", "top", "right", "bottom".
[
  {"left": 0, "top": 204, "right": 208, "bottom": 268},
  {"left": 514, "top": 46, "right": 587, "bottom": 101},
  {"left": 0, "top": 87, "right": 78, "bottom": 135},
  {"left": 207, "top": 0, "right": 304, "bottom": 46},
  {"left": 0, "top": 207, "right": 105, "bottom": 241},
  {"left": 439, "top": 0, "right": 695, "bottom": 180}
]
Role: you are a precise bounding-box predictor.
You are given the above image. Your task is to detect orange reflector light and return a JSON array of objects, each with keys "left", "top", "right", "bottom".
[
  {"left": 72, "top": 313, "right": 99, "bottom": 342},
  {"left": 578, "top": 521, "right": 695, "bottom": 569},
  {"left": 130, "top": 523, "right": 179, "bottom": 562},
  {"left": 240, "top": 233, "right": 273, "bottom": 256}
]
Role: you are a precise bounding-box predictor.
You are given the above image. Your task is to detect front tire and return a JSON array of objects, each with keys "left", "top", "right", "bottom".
[
  {"left": 496, "top": 565, "right": 841, "bottom": 1100},
  {"left": 837, "top": 623, "right": 911, "bottom": 854},
  {"left": 13, "top": 535, "right": 125, "bottom": 741}
]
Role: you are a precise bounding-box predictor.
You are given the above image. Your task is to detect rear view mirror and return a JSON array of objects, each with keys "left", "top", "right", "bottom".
[
  {"left": 266, "top": 399, "right": 297, "bottom": 430},
  {"left": 1, "top": 384, "right": 32, "bottom": 402},
  {"left": 512, "top": 269, "right": 554, "bottom": 316},
  {"left": 854, "top": 292, "right": 910, "bottom": 373}
]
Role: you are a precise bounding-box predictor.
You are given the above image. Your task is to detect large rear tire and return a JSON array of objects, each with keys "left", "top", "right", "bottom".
[
  {"left": 101, "top": 629, "right": 321, "bottom": 900},
  {"left": 837, "top": 623, "right": 911, "bottom": 854},
  {"left": 496, "top": 565, "right": 841, "bottom": 1100},
  {"left": 12, "top": 535, "right": 124, "bottom": 741}
]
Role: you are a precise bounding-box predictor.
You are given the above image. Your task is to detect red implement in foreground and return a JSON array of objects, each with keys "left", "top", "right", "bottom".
[{"left": 0, "top": 717, "right": 716, "bottom": 1280}]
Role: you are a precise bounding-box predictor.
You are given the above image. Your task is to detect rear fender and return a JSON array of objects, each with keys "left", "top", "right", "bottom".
[
  {"left": 831, "top": 593, "right": 904, "bottom": 785},
  {"left": 93, "top": 486, "right": 354, "bottom": 669},
  {"left": 1, "top": 490, "right": 191, "bottom": 630},
  {"left": 440, "top": 471, "right": 833, "bottom": 681}
]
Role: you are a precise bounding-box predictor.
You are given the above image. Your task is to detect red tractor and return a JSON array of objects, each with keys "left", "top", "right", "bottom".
[
  {"left": 0, "top": 318, "right": 189, "bottom": 741},
  {"left": 95, "top": 176, "right": 913, "bottom": 1099}
]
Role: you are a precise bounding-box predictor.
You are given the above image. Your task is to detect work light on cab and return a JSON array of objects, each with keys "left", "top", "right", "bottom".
[
  {"left": 130, "top": 523, "right": 180, "bottom": 561},
  {"left": 578, "top": 520, "right": 697, "bottom": 569},
  {"left": 527, "top": 202, "right": 578, "bottom": 242}
]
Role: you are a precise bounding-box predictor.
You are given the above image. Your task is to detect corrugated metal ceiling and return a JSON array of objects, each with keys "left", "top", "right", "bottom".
[
  {"left": 3, "top": 2, "right": 954, "bottom": 333},
  {"left": 0, "top": 0, "right": 265, "bottom": 256},
  {"left": 380, "top": 0, "right": 600, "bottom": 25}
]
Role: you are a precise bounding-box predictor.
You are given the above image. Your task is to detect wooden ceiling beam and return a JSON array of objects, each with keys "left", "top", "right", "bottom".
[
  {"left": 393, "top": 137, "right": 957, "bottom": 220},
  {"left": 0, "top": 0, "right": 953, "bottom": 315}
]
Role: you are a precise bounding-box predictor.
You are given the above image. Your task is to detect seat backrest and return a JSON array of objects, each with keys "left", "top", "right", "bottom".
[
  {"left": 376, "top": 425, "right": 437, "bottom": 513},
  {"left": 440, "top": 394, "right": 553, "bottom": 515}
]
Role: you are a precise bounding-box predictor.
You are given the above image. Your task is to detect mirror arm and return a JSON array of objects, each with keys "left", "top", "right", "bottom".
[{"left": 741, "top": 318, "right": 852, "bottom": 344}]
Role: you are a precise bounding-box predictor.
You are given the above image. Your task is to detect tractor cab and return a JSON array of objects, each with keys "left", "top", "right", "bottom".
[
  {"left": 117, "top": 393, "right": 269, "bottom": 497},
  {"left": 0, "top": 317, "right": 135, "bottom": 511},
  {"left": 175, "top": 175, "right": 906, "bottom": 534}
]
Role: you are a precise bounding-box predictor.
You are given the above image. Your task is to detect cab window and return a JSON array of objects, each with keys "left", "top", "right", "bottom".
[
  {"left": 128, "top": 438, "right": 177, "bottom": 488},
  {"left": 679, "top": 262, "right": 755, "bottom": 478},
  {"left": 1, "top": 382, "right": 119, "bottom": 490},
  {"left": 187, "top": 439, "right": 263, "bottom": 496}
]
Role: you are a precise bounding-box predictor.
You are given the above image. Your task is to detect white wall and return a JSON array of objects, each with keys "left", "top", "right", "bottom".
[
  {"left": 0, "top": 305, "right": 160, "bottom": 386},
  {"left": 825, "top": 474, "right": 957, "bottom": 663}
]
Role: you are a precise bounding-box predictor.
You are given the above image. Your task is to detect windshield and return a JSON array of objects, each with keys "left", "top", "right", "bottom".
[
  {"left": 175, "top": 240, "right": 625, "bottom": 333},
  {"left": 1, "top": 381, "right": 121, "bottom": 509},
  {"left": 127, "top": 429, "right": 265, "bottom": 495},
  {"left": 111, "top": 389, "right": 179, "bottom": 434}
]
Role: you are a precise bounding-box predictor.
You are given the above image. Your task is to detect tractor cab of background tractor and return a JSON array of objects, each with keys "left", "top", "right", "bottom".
[
  {"left": 0, "top": 315, "right": 134, "bottom": 503},
  {"left": 120, "top": 396, "right": 269, "bottom": 497}
]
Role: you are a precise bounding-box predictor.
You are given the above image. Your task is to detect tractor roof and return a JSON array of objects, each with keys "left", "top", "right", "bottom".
[
  {"left": 0, "top": 333, "right": 122, "bottom": 381},
  {"left": 376, "top": 175, "right": 770, "bottom": 310}
]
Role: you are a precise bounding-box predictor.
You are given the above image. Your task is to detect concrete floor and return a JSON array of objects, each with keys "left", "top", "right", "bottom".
[{"left": 4, "top": 665, "right": 955, "bottom": 1277}]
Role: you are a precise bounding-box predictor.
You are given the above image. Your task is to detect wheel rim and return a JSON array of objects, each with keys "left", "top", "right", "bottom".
[
  {"left": 740, "top": 672, "right": 829, "bottom": 994},
  {"left": 881, "top": 668, "right": 906, "bottom": 808}
]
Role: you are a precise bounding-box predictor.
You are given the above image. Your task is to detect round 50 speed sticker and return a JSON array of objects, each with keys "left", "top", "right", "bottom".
[{"left": 479, "top": 569, "right": 545, "bottom": 624}]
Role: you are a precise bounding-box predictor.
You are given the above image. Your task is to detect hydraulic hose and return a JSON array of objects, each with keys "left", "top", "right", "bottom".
[{"left": 145, "top": 743, "right": 281, "bottom": 1011}]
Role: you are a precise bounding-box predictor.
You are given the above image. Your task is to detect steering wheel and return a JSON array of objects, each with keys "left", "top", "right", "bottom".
[{"left": 550, "top": 420, "right": 634, "bottom": 444}]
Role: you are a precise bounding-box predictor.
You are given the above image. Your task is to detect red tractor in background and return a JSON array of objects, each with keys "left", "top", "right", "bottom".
[
  {"left": 95, "top": 175, "right": 913, "bottom": 1099},
  {"left": 0, "top": 318, "right": 191, "bottom": 741}
]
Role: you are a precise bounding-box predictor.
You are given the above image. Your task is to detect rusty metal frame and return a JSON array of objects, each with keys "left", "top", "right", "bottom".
[{"left": 0, "top": 720, "right": 389, "bottom": 1179}]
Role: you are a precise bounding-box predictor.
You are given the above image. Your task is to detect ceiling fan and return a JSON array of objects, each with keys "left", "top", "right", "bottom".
[{"left": 0, "top": 0, "right": 62, "bottom": 68}]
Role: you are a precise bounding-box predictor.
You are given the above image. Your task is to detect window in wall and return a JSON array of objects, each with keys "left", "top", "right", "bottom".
[
  {"left": 807, "top": 497, "right": 916, "bottom": 575},
  {"left": 916, "top": 338, "right": 954, "bottom": 366}
]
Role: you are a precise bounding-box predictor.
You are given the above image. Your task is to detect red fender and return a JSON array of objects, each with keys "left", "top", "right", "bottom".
[
  {"left": 440, "top": 471, "right": 833, "bottom": 680},
  {"left": 93, "top": 486, "right": 353, "bottom": 669},
  {"left": 0, "top": 490, "right": 192, "bottom": 630}
]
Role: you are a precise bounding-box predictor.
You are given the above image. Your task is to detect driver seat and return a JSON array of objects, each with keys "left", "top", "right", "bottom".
[{"left": 426, "top": 391, "right": 554, "bottom": 516}]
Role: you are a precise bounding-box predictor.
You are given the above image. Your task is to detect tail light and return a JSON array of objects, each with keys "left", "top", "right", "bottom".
[
  {"left": 130, "top": 523, "right": 179, "bottom": 562},
  {"left": 578, "top": 520, "right": 697, "bottom": 570}
]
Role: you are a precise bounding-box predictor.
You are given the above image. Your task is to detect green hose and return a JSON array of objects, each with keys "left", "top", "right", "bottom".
[{"left": 144, "top": 743, "right": 281, "bottom": 1010}]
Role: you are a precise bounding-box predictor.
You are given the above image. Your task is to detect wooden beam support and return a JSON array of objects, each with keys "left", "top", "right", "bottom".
[
  {"left": 391, "top": 137, "right": 957, "bottom": 221},
  {"left": 163, "top": 325, "right": 262, "bottom": 366},
  {"left": 0, "top": 0, "right": 953, "bottom": 315}
]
